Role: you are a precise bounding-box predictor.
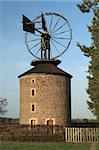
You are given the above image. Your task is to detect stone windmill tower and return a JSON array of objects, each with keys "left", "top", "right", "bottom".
[{"left": 18, "top": 12, "right": 72, "bottom": 126}]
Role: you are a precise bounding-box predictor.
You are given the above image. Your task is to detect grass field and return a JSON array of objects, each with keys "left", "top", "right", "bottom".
[{"left": 0, "top": 142, "right": 99, "bottom": 150}]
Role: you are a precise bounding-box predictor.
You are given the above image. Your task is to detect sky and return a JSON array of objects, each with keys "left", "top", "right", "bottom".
[{"left": 0, "top": 0, "right": 96, "bottom": 119}]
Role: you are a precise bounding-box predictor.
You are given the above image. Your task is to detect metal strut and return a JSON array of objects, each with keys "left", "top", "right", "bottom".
[{"left": 41, "top": 32, "right": 51, "bottom": 60}]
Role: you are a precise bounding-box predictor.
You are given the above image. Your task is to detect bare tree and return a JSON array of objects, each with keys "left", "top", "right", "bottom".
[{"left": 0, "top": 97, "right": 8, "bottom": 115}]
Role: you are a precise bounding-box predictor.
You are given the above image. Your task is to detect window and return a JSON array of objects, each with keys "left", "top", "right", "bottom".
[
  {"left": 31, "top": 78, "right": 35, "bottom": 83},
  {"left": 31, "top": 88, "right": 36, "bottom": 96},
  {"left": 32, "top": 104, "right": 35, "bottom": 111},
  {"left": 32, "top": 89, "right": 35, "bottom": 96},
  {"left": 30, "top": 103, "right": 36, "bottom": 112},
  {"left": 32, "top": 79, "right": 34, "bottom": 83}
]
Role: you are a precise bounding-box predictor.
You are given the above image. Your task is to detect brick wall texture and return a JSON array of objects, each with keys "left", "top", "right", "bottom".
[{"left": 19, "top": 73, "right": 71, "bottom": 126}]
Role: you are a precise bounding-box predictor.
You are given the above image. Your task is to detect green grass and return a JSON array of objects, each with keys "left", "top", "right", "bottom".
[
  {"left": 0, "top": 142, "right": 91, "bottom": 150},
  {"left": 96, "top": 143, "right": 99, "bottom": 150}
]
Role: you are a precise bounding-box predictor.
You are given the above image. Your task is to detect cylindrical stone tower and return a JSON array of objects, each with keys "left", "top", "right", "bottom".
[{"left": 18, "top": 60, "right": 72, "bottom": 126}]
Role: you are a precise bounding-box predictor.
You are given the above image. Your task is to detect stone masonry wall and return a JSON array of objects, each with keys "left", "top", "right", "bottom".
[{"left": 20, "top": 73, "right": 71, "bottom": 126}]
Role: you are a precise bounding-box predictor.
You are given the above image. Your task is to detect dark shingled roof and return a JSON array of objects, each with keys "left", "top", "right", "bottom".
[{"left": 18, "top": 60, "right": 72, "bottom": 78}]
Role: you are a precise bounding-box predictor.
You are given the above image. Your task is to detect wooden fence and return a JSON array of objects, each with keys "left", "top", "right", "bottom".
[{"left": 65, "top": 128, "right": 99, "bottom": 142}]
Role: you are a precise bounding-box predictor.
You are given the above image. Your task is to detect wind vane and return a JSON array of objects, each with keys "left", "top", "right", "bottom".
[{"left": 22, "top": 12, "right": 72, "bottom": 60}]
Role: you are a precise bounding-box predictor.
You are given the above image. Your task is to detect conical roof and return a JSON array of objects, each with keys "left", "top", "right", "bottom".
[{"left": 18, "top": 60, "right": 72, "bottom": 78}]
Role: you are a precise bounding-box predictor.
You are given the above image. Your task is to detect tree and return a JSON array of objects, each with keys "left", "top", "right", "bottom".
[
  {"left": 0, "top": 97, "right": 8, "bottom": 115},
  {"left": 77, "top": 0, "right": 99, "bottom": 120}
]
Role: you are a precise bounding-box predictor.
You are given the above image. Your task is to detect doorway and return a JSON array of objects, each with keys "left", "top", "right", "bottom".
[
  {"left": 47, "top": 119, "right": 53, "bottom": 126},
  {"left": 31, "top": 119, "right": 36, "bottom": 127}
]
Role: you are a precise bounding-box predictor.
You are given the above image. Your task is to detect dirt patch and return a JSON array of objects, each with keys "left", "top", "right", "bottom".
[{"left": 89, "top": 143, "right": 96, "bottom": 150}]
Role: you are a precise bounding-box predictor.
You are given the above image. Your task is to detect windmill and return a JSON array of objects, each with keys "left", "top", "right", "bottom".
[{"left": 19, "top": 12, "right": 72, "bottom": 126}]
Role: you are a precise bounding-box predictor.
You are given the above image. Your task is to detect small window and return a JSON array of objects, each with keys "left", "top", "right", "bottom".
[
  {"left": 32, "top": 89, "right": 35, "bottom": 96},
  {"left": 31, "top": 88, "right": 36, "bottom": 97},
  {"left": 31, "top": 78, "right": 35, "bottom": 83},
  {"left": 30, "top": 103, "right": 36, "bottom": 112},
  {"left": 32, "top": 79, "right": 35, "bottom": 83},
  {"left": 32, "top": 104, "right": 35, "bottom": 111}
]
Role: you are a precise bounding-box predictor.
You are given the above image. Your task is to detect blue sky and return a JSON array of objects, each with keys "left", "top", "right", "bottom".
[{"left": 0, "top": 0, "right": 95, "bottom": 119}]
